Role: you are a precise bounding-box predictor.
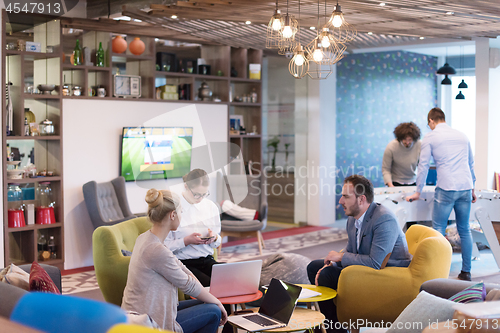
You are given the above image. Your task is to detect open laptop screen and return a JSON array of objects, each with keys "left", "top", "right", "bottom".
[{"left": 259, "top": 279, "right": 302, "bottom": 324}]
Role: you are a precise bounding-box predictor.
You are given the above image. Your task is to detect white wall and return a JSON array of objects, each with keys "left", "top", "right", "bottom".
[{"left": 63, "top": 100, "right": 227, "bottom": 269}]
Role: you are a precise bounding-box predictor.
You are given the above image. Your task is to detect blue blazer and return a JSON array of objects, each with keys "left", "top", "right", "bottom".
[{"left": 341, "top": 202, "right": 412, "bottom": 269}]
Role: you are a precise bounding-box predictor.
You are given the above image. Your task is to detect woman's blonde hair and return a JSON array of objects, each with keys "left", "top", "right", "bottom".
[
  {"left": 145, "top": 189, "right": 180, "bottom": 223},
  {"left": 182, "top": 169, "right": 210, "bottom": 189}
]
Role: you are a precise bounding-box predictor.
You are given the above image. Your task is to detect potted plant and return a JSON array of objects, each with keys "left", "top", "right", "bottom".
[{"left": 267, "top": 136, "right": 280, "bottom": 172}]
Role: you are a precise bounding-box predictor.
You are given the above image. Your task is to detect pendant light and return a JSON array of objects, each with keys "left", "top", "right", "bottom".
[
  {"left": 266, "top": 1, "right": 284, "bottom": 49},
  {"left": 456, "top": 91, "right": 465, "bottom": 99},
  {"left": 278, "top": 0, "right": 298, "bottom": 56},
  {"left": 289, "top": 0, "right": 309, "bottom": 78},
  {"left": 327, "top": 0, "right": 357, "bottom": 44},
  {"left": 437, "top": 47, "right": 456, "bottom": 85},
  {"left": 455, "top": 46, "right": 467, "bottom": 99},
  {"left": 306, "top": 0, "right": 332, "bottom": 80},
  {"left": 319, "top": 0, "right": 346, "bottom": 65},
  {"left": 441, "top": 75, "right": 451, "bottom": 85}
]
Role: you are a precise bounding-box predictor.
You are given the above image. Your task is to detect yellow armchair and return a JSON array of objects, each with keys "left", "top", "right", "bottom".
[
  {"left": 93, "top": 217, "right": 152, "bottom": 306},
  {"left": 336, "top": 224, "right": 452, "bottom": 325},
  {"left": 107, "top": 323, "right": 173, "bottom": 333}
]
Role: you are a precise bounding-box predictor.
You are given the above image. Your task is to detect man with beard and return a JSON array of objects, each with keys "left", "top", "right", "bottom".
[{"left": 307, "top": 175, "right": 412, "bottom": 333}]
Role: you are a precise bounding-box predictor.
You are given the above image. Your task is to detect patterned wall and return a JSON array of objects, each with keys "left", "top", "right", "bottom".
[{"left": 335, "top": 51, "right": 437, "bottom": 219}]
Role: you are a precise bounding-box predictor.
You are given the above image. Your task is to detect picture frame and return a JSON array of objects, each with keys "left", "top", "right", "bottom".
[{"left": 229, "top": 115, "right": 244, "bottom": 133}]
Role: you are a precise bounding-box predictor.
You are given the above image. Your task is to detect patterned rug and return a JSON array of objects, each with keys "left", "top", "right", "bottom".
[{"left": 62, "top": 227, "right": 347, "bottom": 294}]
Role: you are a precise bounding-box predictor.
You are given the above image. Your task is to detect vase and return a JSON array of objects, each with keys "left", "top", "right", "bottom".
[
  {"left": 112, "top": 35, "right": 127, "bottom": 54},
  {"left": 129, "top": 37, "right": 145, "bottom": 56}
]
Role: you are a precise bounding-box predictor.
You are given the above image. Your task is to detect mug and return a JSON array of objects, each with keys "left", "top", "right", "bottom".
[{"left": 97, "top": 88, "right": 106, "bottom": 97}]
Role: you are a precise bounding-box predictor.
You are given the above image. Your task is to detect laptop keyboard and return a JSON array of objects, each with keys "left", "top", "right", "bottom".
[{"left": 243, "top": 314, "right": 277, "bottom": 327}]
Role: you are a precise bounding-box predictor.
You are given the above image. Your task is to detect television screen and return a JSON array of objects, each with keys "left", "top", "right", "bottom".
[{"left": 120, "top": 127, "right": 193, "bottom": 181}]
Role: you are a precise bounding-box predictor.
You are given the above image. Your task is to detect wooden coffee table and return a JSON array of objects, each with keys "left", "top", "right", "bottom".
[{"left": 229, "top": 307, "right": 325, "bottom": 333}]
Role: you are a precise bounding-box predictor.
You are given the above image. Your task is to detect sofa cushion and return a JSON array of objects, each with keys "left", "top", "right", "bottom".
[
  {"left": 486, "top": 289, "right": 500, "bottom": 301},
  {"left": 448, "top": 282, "right": 486, "bottom": 304},
  {"left": 29, "top": 262, "right": 61, "bottom": 294},
  {"left": 387, "top": 291, "right": 456, "bottom": 333},
  {"left": 0, "top": 263, "right": 30, "bottom": 290}
]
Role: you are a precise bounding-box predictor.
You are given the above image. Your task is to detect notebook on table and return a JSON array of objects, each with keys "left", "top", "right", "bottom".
[
  {"left": 209, "top": 260, "right": 262, "bottom": 298},
  {"left": 227, "top": 278, "right": 302, "bottom": 332}
]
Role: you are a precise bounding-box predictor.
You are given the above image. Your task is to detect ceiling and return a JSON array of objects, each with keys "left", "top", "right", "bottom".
[{"left": 84, "top": 0, "right": 500, "bottom": 54}]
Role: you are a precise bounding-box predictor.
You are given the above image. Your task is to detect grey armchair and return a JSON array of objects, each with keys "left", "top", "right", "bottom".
[
  {"left": 217, "top": 172, "right": 268, "bottom": 255},
  {"left": 82, "top": 176, "right": 136, "bottom": 229}
]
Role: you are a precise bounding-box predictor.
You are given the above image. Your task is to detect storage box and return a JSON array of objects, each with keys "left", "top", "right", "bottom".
[
  {"left": 249, "top": 63, "right": 261, "bottom": 80},
  {"left": 26, "top": 42, "right": 41, "bottom": 53},
  {"left": 161, "top": 92, "right": 179, "bottom": 100},
  {"left": 160, "top": 84, "right": 177, "bottom": 93}
]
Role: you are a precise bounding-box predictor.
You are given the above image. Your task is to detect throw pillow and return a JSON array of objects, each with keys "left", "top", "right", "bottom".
[
  {"left": 29, "top": 262, "right": 61, "bottom": 294},
  {"left": 386, "top": 291, "right": 456, "bottom": 333},
  {"left": 448, "top": 282, "right": 486, "bottom": 303},
  {"left": 121, "top": 249, "right": 132, "bottom": 256},
  {"left": 0, "top": 263, "right": 30, "bottom": 290}
]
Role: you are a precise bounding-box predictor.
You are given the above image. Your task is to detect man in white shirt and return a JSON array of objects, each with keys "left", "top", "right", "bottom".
[{"left": 406, "top": 107, "right": 477, "bottom": 281}]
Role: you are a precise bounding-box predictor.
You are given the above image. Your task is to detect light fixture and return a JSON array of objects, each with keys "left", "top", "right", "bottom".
[
  {"left": 379, "top": 2, "right": 386, "bottom": 6},
  {"left": 171, "top": 15, "right": 177, "bottom": 19},
  {"left": 245, "top": 21, "right": 251, "bottom": 24},
  {"left": 367, "top": 32, "right": 373, "bottom": 35},
  {"left": 457, "top": 46, "right": 468, "bottom": 89},
  {"left": 278, "top": 0, "right": 298, "bottom": 56},
  {"left": 266, "top": 1, "right": 284, "bottom": 49},
  {"left": 419, "top": 36, "right": 425, "bottom": 40},
  {"left": 456, "top": 91, "right": 465, "bottom": 99},
  {"left": 441, "top": 75, "right": 451, "bottom": 85},
  {"left": 327, "top": 0, "right": 357, "bottom": 43},
  {"left": 436, "top": 63, "right": 456, "bottom": 75},
  {"left": 310, "top": 26, "right": 316, "bottom": 30},
  {"left": 289, "top": 0, "right": 309, "bottom": 79},
  {"left": 458, "top": 79, "right": 468, "bottom": 88},
  {"left": 446, "top": 11, "right": 454, "bottom": 15}
]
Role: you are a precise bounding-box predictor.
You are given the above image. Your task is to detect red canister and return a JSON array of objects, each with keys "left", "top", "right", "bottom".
[
  {"left": 35, "top": 207, "right": 56, "bottom": 224},
  {"left": 8, "top": 209, "right": 26, "bottom": 228}
]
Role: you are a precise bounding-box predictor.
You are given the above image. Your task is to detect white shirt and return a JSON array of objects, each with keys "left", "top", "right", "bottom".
[
  {"left": 164, "top": 193, "right": 222, "bottom": 260},
  {"left": 355, "top": 211, "right": 367, "bottom": 252}
]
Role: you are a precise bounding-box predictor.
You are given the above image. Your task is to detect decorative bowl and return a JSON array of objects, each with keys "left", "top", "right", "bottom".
[
  {"left": 37, "top": 84, "right": 56, "bottom": 94},
  {"left": 6, "top": 161, "right": 21, "bottom": 166}
]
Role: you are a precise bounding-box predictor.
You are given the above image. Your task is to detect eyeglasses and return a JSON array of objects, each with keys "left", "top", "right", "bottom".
[{"left": 189, "top": 187, "right": 210, "bottom": 199}]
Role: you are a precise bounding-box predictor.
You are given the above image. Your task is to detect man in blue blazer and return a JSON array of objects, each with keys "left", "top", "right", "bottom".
[{"left": 307, "top": 175, "right": 412, "bottom": 333}]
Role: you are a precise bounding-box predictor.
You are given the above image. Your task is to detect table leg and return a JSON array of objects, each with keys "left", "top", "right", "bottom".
[
  {"left": 313, "top": 302, "right": 327, "bottom": 333},
  {"left": 230, "top": 304, "right": 238, "bottom": 333}
]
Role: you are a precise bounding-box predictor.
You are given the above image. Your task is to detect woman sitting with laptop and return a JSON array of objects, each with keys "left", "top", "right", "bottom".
[
  {"left": 164, "top": 169, "right": 222, "bottom": 287},
  {"left": 122, "top": 188, "right": 227, "bottom": 333}
]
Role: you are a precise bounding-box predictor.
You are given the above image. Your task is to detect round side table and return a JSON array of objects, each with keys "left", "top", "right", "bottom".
[
  {"left": 218, "top": 291, "right": 263, "bottom": 333},
  {"left": 296, "top": 284, "right": 337, "bottom": 333}
]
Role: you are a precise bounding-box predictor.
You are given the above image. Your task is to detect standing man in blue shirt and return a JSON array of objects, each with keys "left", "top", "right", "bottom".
[{"left": 406, "top": 107, "right": 476, "bottom": 281}]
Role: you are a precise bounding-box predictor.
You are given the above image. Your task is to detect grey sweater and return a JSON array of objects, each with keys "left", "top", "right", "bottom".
[
  {"left": 382, "top": 139, "right": 421, "bottom": 185},
  {"left": 122, "top": 231, "right": 203, "bottom": 332}
]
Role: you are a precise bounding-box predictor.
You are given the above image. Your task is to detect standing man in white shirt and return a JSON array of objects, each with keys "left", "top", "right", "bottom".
[{"left": 406, "top": 107, "right": 477, "bottom": 281}]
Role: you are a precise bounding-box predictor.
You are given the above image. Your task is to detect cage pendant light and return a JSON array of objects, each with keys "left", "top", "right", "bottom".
[
  {"left": 266, "top": 1, "right": 285, "bottom": 49},
  {"left": 278, "top": 0, "right": 298, "bottom": 55},
  {"left": 319, "top": 0, "right": 347, "bottom": 65},
  {"left": 289, "top": 0, "right": 309, "bottom": 79},
  {"left": 305, "top": 0, "right": 332, "bottom": 79},
  {"left": 327, "top": 0, "right": 357, "bottom": 43}
]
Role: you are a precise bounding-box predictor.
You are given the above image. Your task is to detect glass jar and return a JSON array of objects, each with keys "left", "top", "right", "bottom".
[
  {"left": 72, "top": 86, "right": 82, "bottom": 96},
  {"left": 40, "top": 119, "right": 55, "bottom": 135},
  {"left": 36, "top": 182, "right": 56, "bottom": 225},
  {"left": 7, "top": 184, "right": 25, "bottom": 228}
]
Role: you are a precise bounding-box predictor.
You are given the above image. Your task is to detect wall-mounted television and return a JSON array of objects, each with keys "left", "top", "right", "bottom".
[{"left": 120, "top": 127, "right": 193, "bottom": 181}]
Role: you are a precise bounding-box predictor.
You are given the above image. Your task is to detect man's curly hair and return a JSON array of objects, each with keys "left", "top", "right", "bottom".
[{"left": 393, "top": 122, "right": 421, "bottom": 142}]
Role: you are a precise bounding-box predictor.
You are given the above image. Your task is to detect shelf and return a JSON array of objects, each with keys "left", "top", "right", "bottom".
[
  {"left": 155, "top": 71, "right": 230, "bottom": 81},
  {"left": 111, "top": 53, "right": 154, "bottom": 61},
  {"left": 7, "top": 176, "right": 62, "bottom": 184},
  {"left": 62, "top": 64, "right": 111, "bottom": 71},
  {"left": 39, "top": 258, "right": 64, "bottom": 266},
  {"left": 6, "top": 50, "right": 61, "bottom": 60},
  {"left": 230, "top": 77, "right": 262, "bottom": 83},
  {"left": 7, "top": 222, "right": 62, "bottom": 233},
  {"left": 23, "top": 93, "right": 61, "bottom": 100},
  {"left": 6, "top": 135, "right": 61, "bottom": 141},
  {"left": 230, "top": 102, "right": 261, "bottom": 107},
  {"left": 230, "top": 134, "right": 262, "bottom": 138}
]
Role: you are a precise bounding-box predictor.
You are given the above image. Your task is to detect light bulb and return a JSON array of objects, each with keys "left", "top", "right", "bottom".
[
  {"left": 321, "top": 35, "right": 331, "bottom": 48},
  {"left": 294, "top": 54, "right": 305, "bottom": 66},
  {"left": 313, "top": 48, "right": 323, "bottom": 62},
  {"left": 332, "top": 14, "right": 343, "bottom": 28},
  {"left": 272, "top": 18, "right": 282, "bottom": 31},
  {"left": 282, "top": 25, "right": 293, "bottom": 38}
]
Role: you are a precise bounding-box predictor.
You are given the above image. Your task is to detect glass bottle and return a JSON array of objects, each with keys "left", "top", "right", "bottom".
[
  {"left": 48, "top": 236, "right": 56, "bottom": 259},
  {"left": 37, "top": 234, "right": 47, "bottom": 256},
  {"left": 24, "top": 117, "right": 30, "bottom": 136},
  {"left": 96, "top": 42, "right": 105, "bottom": 67},
  {"left": 73, "top": 39, "right": 82, "bottom": 66}
]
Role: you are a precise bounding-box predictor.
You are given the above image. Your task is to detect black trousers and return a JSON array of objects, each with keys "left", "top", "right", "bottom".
[
  {"left": 307, "top": 260, "right": 347, "bottom": 333},
  {"left": 181, "top": 255, "right": 218, "bottom": 287}
]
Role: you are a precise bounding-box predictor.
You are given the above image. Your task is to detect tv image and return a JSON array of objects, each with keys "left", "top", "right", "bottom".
[{"left": 121, "top": 127, "right": 193, "bottom": 181}]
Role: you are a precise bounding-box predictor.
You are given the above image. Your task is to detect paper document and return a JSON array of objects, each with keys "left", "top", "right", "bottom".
[{"left": 298, "top": 288, "right": 321, "bottom": 299}]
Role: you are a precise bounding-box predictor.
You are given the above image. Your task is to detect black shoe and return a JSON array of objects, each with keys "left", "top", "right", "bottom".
[{"left": 458, "top": 271, "right": 471, "bottom": 281}]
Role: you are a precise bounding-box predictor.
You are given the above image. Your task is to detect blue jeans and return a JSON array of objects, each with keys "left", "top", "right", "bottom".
[
  {"left": 432, "top": 187, "right": 473, "bottom": 272},
  {"left": 177, "top": 299, "right": 221, "bottom": 333}
]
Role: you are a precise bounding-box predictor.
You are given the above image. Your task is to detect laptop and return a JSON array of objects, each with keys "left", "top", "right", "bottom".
[
  {"left": 209, "top": 260, "right": 262, "bottom": 298},
  {"left": 228, "top": 278, "right": 302, "bottom": 332}
]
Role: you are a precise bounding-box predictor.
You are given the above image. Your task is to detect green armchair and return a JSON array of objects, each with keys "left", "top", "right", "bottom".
[{"left": 92, "top": 217, "right": 152, "bottom": 306}]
